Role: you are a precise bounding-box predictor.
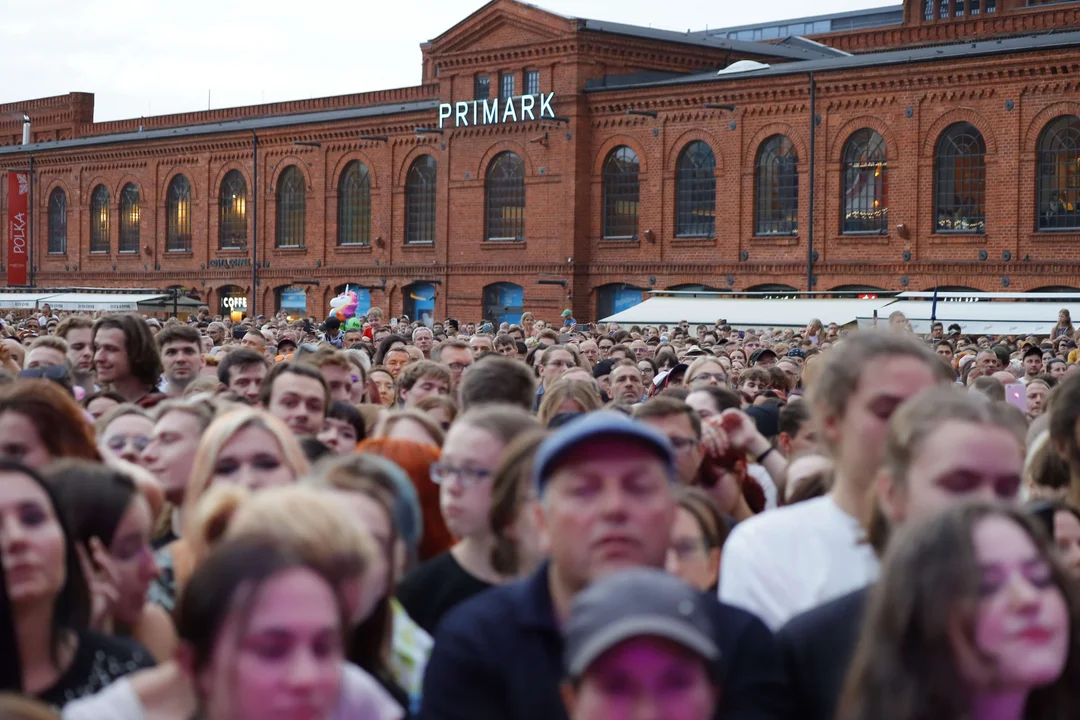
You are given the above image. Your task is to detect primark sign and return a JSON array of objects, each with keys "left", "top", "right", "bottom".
[{"left": 438, "top": 93, "right": 556, "bottom": 129}]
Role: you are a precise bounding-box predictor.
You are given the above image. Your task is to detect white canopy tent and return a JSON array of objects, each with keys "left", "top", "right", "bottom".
[
  {"left": 600, "top": 296, "right": 898, "bottom": 328},
  {"left": 856, "top": 300, "right": 1080, "bottom": 335},
  {"left": 43, "top": 293, "right": 171, "bottom": 312},
  {"left": 0, "top": 292, "right": 60, "bottom": 309}
]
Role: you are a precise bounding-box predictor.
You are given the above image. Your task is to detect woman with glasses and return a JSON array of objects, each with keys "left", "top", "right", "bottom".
[
  {"left": 685, "top": 356, "right": 730, "bottom": 390},
  {"left": 94, "top": 405, "right": 154, "bottom": 465},
  {"left": 666, "top": 487, "right": 729, "bottom": 594},
  {"left": 396, "top": 405, "right": 540, "bottom": 634}
]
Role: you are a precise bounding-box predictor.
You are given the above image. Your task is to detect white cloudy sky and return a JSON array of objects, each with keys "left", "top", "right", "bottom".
[{"left": 1, "top": 0, "right": 888, "bottom": 122}]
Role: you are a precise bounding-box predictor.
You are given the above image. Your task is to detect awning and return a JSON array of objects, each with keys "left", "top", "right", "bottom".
[
  {"left": 856, "top": 300, "right": 1080, "bottom": 335},
  {"left": 44, "top": 293, "right": 169, "bottom": 312},
  {"left": 601, "top": 296, "right": 898, "bottom": 327},
  {"left": 0, "top": 292, "right": 60, "bottom": 309}
]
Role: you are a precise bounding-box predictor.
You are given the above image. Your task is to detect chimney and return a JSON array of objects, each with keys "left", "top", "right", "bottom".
[{"left": 21, "top": 114, "right": 30, "bottom": 145}]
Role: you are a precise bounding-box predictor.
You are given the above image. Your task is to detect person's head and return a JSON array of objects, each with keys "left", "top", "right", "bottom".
[
  {"left": 433, "top": 405, "right": 540, "bottom": 540},
  {"left": 47, "top": 461, "right": 157, "bottom": 627},
  {"left": 539, "top": 345, "right": 576, "bottom": 391},
  {"left": 872, "top": 388, "right": 1026, "bottom": 554},
  {"left": 396, "top": 360, "right": 451, "bottom": 409},
  {"left": 0, "top": 380, "right": 100, "bottom": 468},
  {"left": 96, "top": 404, "right": 154, "bottom": 464},
  {"left": 930, "top": 321, "right": 944, "bottom": 339},
  {"left": 306, "top": 348, "right": 354, "bottom": 404},
  {"left": 838, "top": 503, "right": 1078, "bottom": 720},
  {"left": 92, "top": 314, "right": 161, "bottom": 389},
  {"left": 1060, "top": 308, "right": 1073, "bottom": 327},
  {"left": 240, "top": 331, "right": 266, "bottom": 353},
  {"left": 738, "top": 367, "right": 771, "bottom": 400},
  {"left": 610, "top": 361, "right": 646, "bottom": 405},
  {"left": 432, "top": 339, "right": 473, "bottom": 390},
  {"left": 367, "top": 366, "right": 396, "bottom": 409},
  {"left": 977, "top": 349, "right": 1002, "bottom": 374},
  {"left": 411, "top": 326, "right": 434, "bottom": 353},
  {"left": 1028, "top": 379, "right": 1051, "bottom": 418},
  {"left": 185, "top": 408, "right": 309, "bottom": 526},
  {"left": 24, "top": 336, "right": 69, "bottom": 370},
  {"left": 1024, "top": 346, "right": 1046, "bottom": 378},
  {"left": 969, "top": 375, "right": 1005, "bottom": 403},
  {"left": 684, "top": 386, "right": 741, "bottom": 420},
  {"left": 493, "top": 334, "right": 518, "bottom": 358},
  {"left": 684, "top": 357, "right": 728, "bottom": 391},
  {"left": 141, "top": 401, "right": 216, "bottom": 504},
  {"left": 808, "top": 331, "right": 953, "bottom": 485},
  {"left": 1048, "top": 358, "right": 1068, "bottom": 379},
  {"left": 0, "top": 460, "right": 90, "bottom": 657},
  {"left": 216, "top": 348, "right": 269, "bottom": 404},
  {"left": 459, "top": 355, "right": 538, "bottom": 411},
  {"left": 935, "top": 339, "right": 955, "bottom": 364},
  {"left": 158, "top": 324, "right": 205, "bottom": 390},
  {"left": 489, "top": 430, "right": 548, "bottom": 578},
  {"left": 533, "top": 411, "right": 676, "bottom": 595},
  {"left": 55, "top": 316, "right": 94, "bottom": 374},
  {"left": 1029, "top": 500, "right": 1080, "bottom": 577},
  {"left": 562, "top": 568, "right": 720, "bottom": 720},
  {"left": 777, "top": 400, "right": 816, "bottom": 458},
  {"left": 82, "top": 390, "right": 125, "bottom": 421},
  {"left": 316, "top": 401, "right": 365, "bottom": 456},
  {"left": 469, "top": 334, "right": 494, "bottom": 355},
  {"left": 633, "top": 398, "right": 703, "bottom": 485},
  {"left": 665, "top": 487, "right": 727, "bottom": 592},
  {"left": 538, "top": 379, "right": 604, "bottom": 426},
  {"left": 260, "top": 361, "right": 330, "bottom": 437},
  {"left": 375, "top": 409, "right": 445, "bottom": 447},
  {"left": 175, "top": 538, "right": 346, "bottom": 720}
]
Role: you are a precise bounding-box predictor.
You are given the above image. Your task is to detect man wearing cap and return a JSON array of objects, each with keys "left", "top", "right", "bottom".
[
  {"left": 750, "top": 348, "right": 778, "bottom": 368},
  {"left": 420, "top": 411, "right": 790, "bottom": 720},
  {"left": 1020, "top": 344, "right": 1044, "bottom": 384},
  {"left": 562, "top": 568, "right": 722, "bottom": 720},
  {"left": 322, "top": 316, "right": 344, "bottom": 349}
]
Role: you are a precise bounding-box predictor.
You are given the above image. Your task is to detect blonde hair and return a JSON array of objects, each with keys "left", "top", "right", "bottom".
[
  {"left": 537, "top": 378, "right": 603, "bottom": 425},
  {"left": 374, "top": 409, "right": 446, "bottom": 447},
  {"left": 684, "top": 355, "right": 729, "bottom": 384},
  {"left": 182, "top": 408, "right": 308, "bottom": 531},
  {"left": 94, "top": 403, "right": 152, "bottom": 436}
]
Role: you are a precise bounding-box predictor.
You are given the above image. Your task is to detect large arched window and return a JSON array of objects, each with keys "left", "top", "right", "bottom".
[
  {"left": 1037, "top": 115, "right": 1080, "bottom": 231},
  {"left": 47, "top": 188, "right": 67, "bottom": 255},
  {"left": 675, "top": 141, "right": 716, "bottom": 237},
  {"left": 405, "top": 155, "right": 437, "bottom": 244},
  {"left": 755, "top": 135, "right": 799, "bottom": 235},
  {"left": 275, "top": 166, "right": 306, "bottom": 248},
  {"left": 219, "top": 170, "right": 248, "bottom": 250},
  {"left": 486, "top": 151, "right": 525, "bottom": 241},
  {"left": 337, "top": 161, "right": 371, "bottom": 246},
  {"left": 841, "top": 129, "right": 888, "bottom": 234},
  {"left": 166, "top": 175, "right": 192, "bottom": 252},
  {"left": 90, "top": 185, "right": 110, "bottom": 253},
  {"left": 602, "top": 146, "right": 640, "bottom": 239},
  {"left": 118, "top": 183, "right": 140, "bottom": 253},
  {"left": 934, "top": 122, "right": 986, "bottom": 234}
]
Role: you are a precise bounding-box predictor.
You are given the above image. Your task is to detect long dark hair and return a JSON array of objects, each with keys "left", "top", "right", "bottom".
[
  {"left": 0, "top": 460, "right": 90, "bottom": 666},
  {"left": 92, "top": 314, "right": 162, "bottom": 390},
  {"left": 372, "top": 335, "right": 408, "bottom": 366},
  {"left": 45, "top": 461, "right": 137, "bottom": 549},
  {"left": 838, "top": 502, "right": 1080, "bottom": 720}
]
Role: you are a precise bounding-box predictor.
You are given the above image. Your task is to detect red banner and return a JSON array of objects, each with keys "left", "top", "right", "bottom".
[{"left": 6, "top": 171, "right": 29, "bottom": 285}]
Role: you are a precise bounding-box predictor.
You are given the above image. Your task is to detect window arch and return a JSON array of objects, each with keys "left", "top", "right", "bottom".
[
  {"left": 219, "top": 170, "right": 248, "bottom": 250},
  {"left": 486, "top": 151, "right": 525, "bottom": 241},
  {"left": 1037, "top": 115, "right": 1080, "bottom": 231},
  {"left": 755, "top": 135, "right": 799, "bottom": 235},
  {"left": 934, "top": 122, "right": 986, "bottom": 234},
  {"left": 90, "top": 185, "right": 110, "bottom": 253},
  {"left": 118, "top": 183, "right": 140, "bottom": 253},
  {"left": 47, "top": 188, "right": 67, "bottom": 255},
  {"left": 602, "top": 146, "right": 640, "bottom": 239},
  {"left": 166, "top": 175, "right": 192, "bottom": 252},
  {"left": 675, "top": 141, "right": 716, "bottom": 237},
  {"left": 275, "top": 166, "right": 306, "bottom": 248},
  {"left": 405, "top": 155, "right": 437, "bottom": 244},
  {"left": 841, "top": 129, "right": 888, "bottom": 234},
  {"left": 337, "top": 161, "right": 371, "bottom": 247}
]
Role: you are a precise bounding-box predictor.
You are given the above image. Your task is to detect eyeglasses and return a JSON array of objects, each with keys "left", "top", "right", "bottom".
[
  {"left": 668, "top": 436, "right": 699, "bottom": 454},
  {"left": 448, "top": 362, "right": 471, "bottom": 373},
  {"left": 430, "top": 462, "right": 492, "bottom": 487},
  {"left": 670, "top": 538, "right": 711, "bottom": 561},
  {"left": 106, "top": 434, "right": 151, "bottom": 453},
  {"left": 688, "top": 373, "right": 727, "bottom": 386}
]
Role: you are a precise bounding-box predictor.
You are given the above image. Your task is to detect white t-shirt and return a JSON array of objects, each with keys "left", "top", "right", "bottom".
[
  {"left": 718, "top": 495, "right": 879, "bottom": 630},
  {"left": 748, "top": 463, "right": 778, "bottom": 510}
]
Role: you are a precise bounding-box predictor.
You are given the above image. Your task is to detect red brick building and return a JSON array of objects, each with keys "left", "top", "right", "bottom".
[{"left": 4, "top": 0, "right": 1080, "bottom": 322}]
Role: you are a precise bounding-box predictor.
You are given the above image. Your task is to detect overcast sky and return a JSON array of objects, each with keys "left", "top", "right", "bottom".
[{"left": 1, "top": 0, "right": 888, "bottom": 122}]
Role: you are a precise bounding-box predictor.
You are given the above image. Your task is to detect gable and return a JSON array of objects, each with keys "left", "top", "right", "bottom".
[{"left": 426, "top": 0, "right": 570, "bottom": 56}]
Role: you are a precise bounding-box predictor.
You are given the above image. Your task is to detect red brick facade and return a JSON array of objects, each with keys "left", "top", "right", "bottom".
[{"left": 3, "top": 0, "right": 1080, "bottom": 322}]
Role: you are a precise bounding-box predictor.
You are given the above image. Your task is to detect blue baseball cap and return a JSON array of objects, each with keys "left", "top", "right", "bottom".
[{"left": 531, "top": 411, "right": 675, "bottom": 495}]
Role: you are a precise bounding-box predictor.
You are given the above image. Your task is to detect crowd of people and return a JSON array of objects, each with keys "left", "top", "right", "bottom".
[{"left": 0, "top": 299, "right": 1077, "bottom": 719}]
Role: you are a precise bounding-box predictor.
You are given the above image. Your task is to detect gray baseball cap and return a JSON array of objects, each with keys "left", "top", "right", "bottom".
[{"left": 564, "top": 568, "right": 719, "bottom": 680}]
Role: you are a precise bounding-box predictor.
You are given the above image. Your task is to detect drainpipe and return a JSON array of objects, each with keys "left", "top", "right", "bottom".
[{"left": 807, "top": 73, "right": 816, "bottom": 292}]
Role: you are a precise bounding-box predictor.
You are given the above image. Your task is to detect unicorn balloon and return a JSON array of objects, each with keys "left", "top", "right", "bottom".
[{"left": 329, "top": 289, "right": 359, "bottom": 322}]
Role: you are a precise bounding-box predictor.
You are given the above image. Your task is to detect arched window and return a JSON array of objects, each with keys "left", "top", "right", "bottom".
[
  {"left": 118, "top": 183, "right": 140, "bottom": 252},
  {"left": 602, "top": 146, "right": 640, "bottom": 239},
  {"left": 934, "top": 122, "right": 986, "bottom": 234},
  {"left": 90, "top": 185, "right": 110, "bottom": 253},
  {"left": 219, "top": 170, "right": 248, "bottom": 250},
  {"left": 47, "top": 188, "right": 67, "bottom": 255},
  {"left": 1037, "top": 115, "right": 1080, "bottom": 231},
  {"left": 486, "top": 151, "right": 525, "bottom": 241},
  {"left": 755, "top": 135, "right": 799, "bottom": 235},
  {"left": 166, "top": 175, "right": 192, "bottom": 252},
  {"left": 275, "top": 166, "right": 306, "bottom": 248},
  {"left": 405, "top": 155, "right": 437, "bottom": 244},
  {"left": 675, "top": 141, "right": 716, "bottom": 237},
  {"left": 841, "top": 129, "right": 888, "bottom": 234},
  {"left": 337, "top": 161, "right": 371, "bottom": 246}
]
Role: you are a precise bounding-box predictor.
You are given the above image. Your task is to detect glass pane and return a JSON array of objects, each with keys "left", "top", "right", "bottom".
[
  {"left": 934, "top": 122, "right": 986, "bottom": 233},
  {"left": 119, "top": 183, "right": 140, "bottom": 253},
  {"left": 406, "top": 155, "right": 437, "bottom": 244},
  {"left": 486, "top": 152, "right": 525, "bottom": 241},
  {"left": 526, "top": 70, "right": 540, "bottom": 96},
  {"left": 219, "top": 170, "right": 248, "bottom": 250},
  {"left": 90, "top": 185, "right": 110, "bottom": 253},
  {"left": 167, "top": 175, "right": 192, "bottom": 252},
  {"left": 841, "top": 129, "right": 888, "bottom": 233},
  {"left": 602, "top": 146, "right": 640, "bottom": 239},
  {"left": 501, "top": 73, "right": 514, "bottom": 98},
  {"left": 1037, "top": 115, "right": 1080, "bottom": 231},
  {"left": 276, "top": 166, "right": 307, "bottom": 248},
  {"left": 475, "top": 75, "right": 490, "bottom": 101},
  {"left": 675, "top": 141, "right": 716, "bottom": 237},
  {"left": 338, "top": 161, "right": 371, "bottom": 246},
  {"left": 48, "top": 188, "right": 66, "bottom": 254},
  {"left": 755, "top": 135, "right": 799, "bottom": 235}
]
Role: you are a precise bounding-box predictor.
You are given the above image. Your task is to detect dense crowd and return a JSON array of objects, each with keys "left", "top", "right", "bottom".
[{"left": 0, "top": 300, "right": 1077, "bottom": 719}]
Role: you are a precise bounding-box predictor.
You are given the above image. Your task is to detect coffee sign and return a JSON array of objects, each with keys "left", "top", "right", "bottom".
[{"left": 438, "top": 93, "right": 556, "bottom": 129}]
